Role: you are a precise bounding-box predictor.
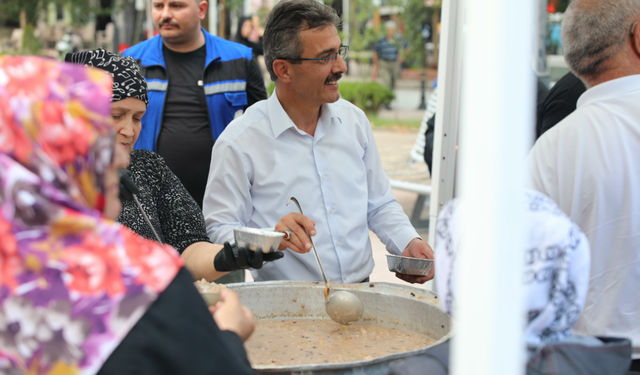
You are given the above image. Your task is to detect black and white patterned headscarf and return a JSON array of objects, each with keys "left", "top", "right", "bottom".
[
  {"left": 65, "top": 48, "right": 148, "bottom": 105},
  {"left": 434, "top": 189, "right": 591, "bottom": 345}
]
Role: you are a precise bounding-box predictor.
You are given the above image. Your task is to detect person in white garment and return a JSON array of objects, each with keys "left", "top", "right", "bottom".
[
  {"left": 202, "top": 0, "right": 434, "bottom": 284},
  {"left": 387, "top": 191, "right": 633, "bottom": 375},
  {"left": 527, "top": 0, "right": 640, "bottom": 368}
]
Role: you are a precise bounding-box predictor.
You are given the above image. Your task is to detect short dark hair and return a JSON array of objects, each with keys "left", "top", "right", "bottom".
[{"left": 263, "top": 0, "right": 341, "bottom": 81}]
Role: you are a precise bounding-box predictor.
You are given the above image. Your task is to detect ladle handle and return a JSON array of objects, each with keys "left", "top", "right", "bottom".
[{"left": 286, "top": 197, "right": 329, "bottom": 286}]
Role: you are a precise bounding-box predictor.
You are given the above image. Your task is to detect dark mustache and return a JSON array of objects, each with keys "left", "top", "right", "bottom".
[
  {"left": 159, "top": 20, "right": 179, "bottom": 27},
  {"left": 325, "top": 73, "right": 342, "bottom": 83}
]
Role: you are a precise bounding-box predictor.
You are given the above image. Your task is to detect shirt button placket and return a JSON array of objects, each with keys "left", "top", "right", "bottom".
[{"left": 315, "top": 147, "right": 345, "bottom": 282}]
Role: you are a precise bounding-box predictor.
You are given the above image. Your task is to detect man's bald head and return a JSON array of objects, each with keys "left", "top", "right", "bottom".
[{"left": 562, "top": 0, "right": 640, "bottom": 82}]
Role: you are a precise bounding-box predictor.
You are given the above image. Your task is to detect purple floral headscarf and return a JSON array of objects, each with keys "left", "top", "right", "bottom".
[{"left": 0, "top": 55, "right": 183, "bottom": 374}]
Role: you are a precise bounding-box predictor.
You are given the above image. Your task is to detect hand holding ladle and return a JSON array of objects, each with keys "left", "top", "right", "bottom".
[{"left": 286, "top": 197, "right": 364, "bottom": 325}]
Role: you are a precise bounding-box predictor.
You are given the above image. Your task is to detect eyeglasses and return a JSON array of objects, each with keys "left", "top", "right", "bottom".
[{"left": 277, "top": 45, "right": 349, "bottom": 66}]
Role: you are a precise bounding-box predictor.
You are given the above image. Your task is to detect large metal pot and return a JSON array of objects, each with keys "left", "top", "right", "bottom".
[{"left": 230, "top": 281, "right": 452, "bottom": 375}]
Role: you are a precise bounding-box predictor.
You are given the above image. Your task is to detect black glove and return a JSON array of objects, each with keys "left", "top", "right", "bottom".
[
  {"left": 213, "top": 242, "right": 285, "bottom": 272},
  {"left": 118, "top": 169, "right": 139, "bottom": 202}
]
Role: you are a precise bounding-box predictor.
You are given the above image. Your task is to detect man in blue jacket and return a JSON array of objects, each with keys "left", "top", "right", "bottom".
[
  {"left": 124, "top": 0, "right": 266, "bottom": 283},
  {"left": 124, "top": 0, "right": 266, "bottom": 211}
]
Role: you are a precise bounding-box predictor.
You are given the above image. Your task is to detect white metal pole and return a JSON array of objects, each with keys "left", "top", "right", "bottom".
[
  {"left": 427, "top": 0, "right": 465, "bottom": 250},
  {"left": 209, "top": 0, "right": 218, "bottom": 36},
  {"left": 451, "top": 0, "right": 534, "bottom": 374}
]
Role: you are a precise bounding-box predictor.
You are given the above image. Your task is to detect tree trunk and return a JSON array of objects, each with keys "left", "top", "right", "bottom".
[
  {"left": 20, "top": 10, "right": 27, "bottom": 28},
  {"left": 432, "top": 10, "right": 440, "bottom": 68},
  {"left": 373, "top": 7, "right": 380, "bottom": 34},
  {"left": 218, "top": 0, "right": 226, "bottom": 39}
]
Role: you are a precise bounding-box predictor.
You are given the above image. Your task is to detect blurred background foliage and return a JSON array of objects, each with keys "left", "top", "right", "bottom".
[
  {"left": 0, "top": 0, "right": 95, "bottom": 27},
  {"left": 346, "top": 0, "right": 441, "bottom": 69},
  {"left": 267, "top": 81, "right": 394, "bottom": 114},
  {"left": 1, "top": 0, "right": 443, "bottom": 67},
  {"left": 1, "top": 0, "right": 103, "bottom": 54}
]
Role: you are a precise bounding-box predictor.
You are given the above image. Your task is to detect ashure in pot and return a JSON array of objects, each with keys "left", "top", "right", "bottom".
[{"left": 228, "top": 281, "right": 452, "bottom": 375}]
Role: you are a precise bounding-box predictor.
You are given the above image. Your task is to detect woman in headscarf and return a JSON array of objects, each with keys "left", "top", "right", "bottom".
[
  {"left": 387, "top": 190, "right": 632, "bottom": 375},
  {"left": 0, "top": 55, "right": 256, "bottom": 374},
  {"left": 235, "top": 16, "right": 264, "bottom": 57},
  {"left": 64, "top": 49, "right": 282, "bottom": 282}
]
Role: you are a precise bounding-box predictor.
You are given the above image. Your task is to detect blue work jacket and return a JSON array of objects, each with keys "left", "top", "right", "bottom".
[{"left": 124, "top": 27, "right": 261, "bottom": 151}]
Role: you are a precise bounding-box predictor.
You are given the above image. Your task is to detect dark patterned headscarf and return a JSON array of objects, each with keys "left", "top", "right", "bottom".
[
  {"left": 434, "top": 189, "right": 591, "bottom": 345},
  {"left": 65, "top": 48, "right": 148, "bottom": 105}
]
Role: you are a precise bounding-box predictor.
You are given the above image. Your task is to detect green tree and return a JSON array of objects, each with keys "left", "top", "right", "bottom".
[
  {"left": 402, "top": 0, "right": 440, "bottom": 68},
  {"left": 346, "top": 0, "right": 441, "bottom": 68},
  {"left": 349, "top": 0, "right": 379, "bottom": 53},
  {"left": 0, "top": 0, "right": 95, "bottom": 54}
]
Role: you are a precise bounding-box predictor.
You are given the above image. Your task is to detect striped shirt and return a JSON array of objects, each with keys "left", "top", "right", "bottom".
[{"left": 374, "top": 35, "right": 406, "bottom": 61}]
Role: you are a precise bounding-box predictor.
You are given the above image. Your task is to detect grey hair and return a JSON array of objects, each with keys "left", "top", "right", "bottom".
[
  {"left": 263, "top": 0, "right": 341, "bottom": 82},
  {"left": 562, "top": 0, "right": 640, "bottom": 80}
]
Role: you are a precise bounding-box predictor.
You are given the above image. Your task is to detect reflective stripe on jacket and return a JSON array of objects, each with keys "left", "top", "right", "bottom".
[{"left": 123, "top": 27, "right": 254, "bottom": 152}]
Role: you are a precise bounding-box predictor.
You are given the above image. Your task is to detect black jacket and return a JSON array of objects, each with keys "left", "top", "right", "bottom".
[{"left": 98, "top": 267, "right": 255, "bottom": 375}]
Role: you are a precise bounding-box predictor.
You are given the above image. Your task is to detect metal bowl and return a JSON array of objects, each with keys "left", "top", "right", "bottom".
[
  {"left": 386, "top": 254, "right": 434, "bottom": 276},
  {"left": 233, "top": 227, "right": 285, "bottom": 253}
]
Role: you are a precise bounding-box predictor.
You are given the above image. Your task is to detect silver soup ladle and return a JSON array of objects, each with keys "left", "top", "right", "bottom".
[{"left": 286, "top": 197, "right": 364, "bottom": 325}]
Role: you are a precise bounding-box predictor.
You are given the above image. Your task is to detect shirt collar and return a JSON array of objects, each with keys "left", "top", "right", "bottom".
[
  {"left": 268, "top": 89, "right": 297, "bottom": 138},
  {"left": 578, "top": 74, "right": 640, "bottom": 108},
  {"left": 268, "top": 89, "right": 342, "bottom": 139},
  {"left": 202, "top": 27, "right": 222, "bottom": 67}
]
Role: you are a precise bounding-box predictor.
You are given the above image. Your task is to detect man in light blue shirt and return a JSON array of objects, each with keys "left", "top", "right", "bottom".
[{"left": 202, "top": 0, "right": 434, "bottom": 284}]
